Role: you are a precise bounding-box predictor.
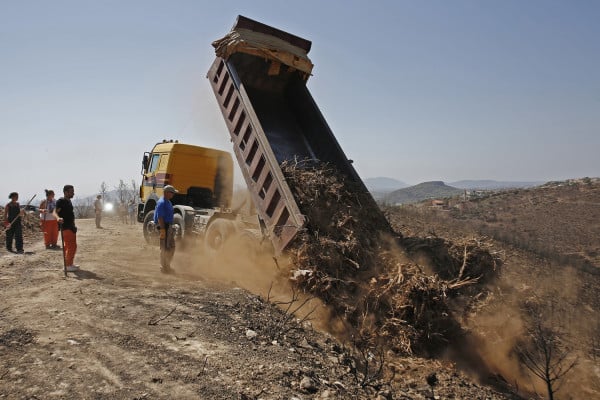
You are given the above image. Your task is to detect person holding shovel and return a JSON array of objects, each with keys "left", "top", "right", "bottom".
[
  {"left": 4, "top": 192, "right": 25, "bottom": 254},
  {"left": 39, "top": 189, "right": 60, "bottom": 249},
  {"left": 53, "top": 185, "right": 79, "bottom": 272},
  {"left": 153, "top": 185, "right": 178, "bottom": 274}
]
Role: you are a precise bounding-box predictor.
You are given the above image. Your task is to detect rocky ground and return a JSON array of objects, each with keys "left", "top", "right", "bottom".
[{"left": 0, "top": 218, "right": 524, "bottom": 399}]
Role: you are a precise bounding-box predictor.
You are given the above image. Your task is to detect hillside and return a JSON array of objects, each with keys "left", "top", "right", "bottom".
[
  {"left": 452, "top": 178, "right": 600, "bottom": 271},
  {"left": 448, "top": 180, "right": 543, "bottom": 190},
  {"left": 383, "top": 177, "right": 600, "bottom": 399},
  {"left": 384, "top": 181, "right": 463, "bottom": 205},
  {"left": 384, "top": 178, "right": 600, "bottom": 291}
]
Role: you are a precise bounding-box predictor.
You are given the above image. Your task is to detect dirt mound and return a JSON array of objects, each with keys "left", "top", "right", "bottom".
[
  {"left": 281, "top": 160, "right": 501, "bottom": 358},
  {"left": 1, "top": 211, "right": 40, "bottom": 246}
]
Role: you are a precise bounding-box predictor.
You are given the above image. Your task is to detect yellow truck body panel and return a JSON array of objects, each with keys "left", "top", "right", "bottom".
[{"left": 140, "top": 141, "right": 233, "bottom": 210}]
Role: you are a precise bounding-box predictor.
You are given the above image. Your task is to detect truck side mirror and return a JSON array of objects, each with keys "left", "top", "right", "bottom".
[{"left": 142, "top": 154, "right": 149, "bottom": 173}]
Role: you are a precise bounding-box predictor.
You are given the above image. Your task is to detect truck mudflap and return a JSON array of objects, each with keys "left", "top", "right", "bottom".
[{"left": 208, "top": 15, "right": 389, "bottom": 255}]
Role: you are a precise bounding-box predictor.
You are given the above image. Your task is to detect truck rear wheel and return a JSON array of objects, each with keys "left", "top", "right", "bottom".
[
  {"left": 172, "top": 214, "right": 187, "bottom": 249},
  {"left": 204, "top": 219, "right": 236, "bottom": 255},
  {"left": 143, "top": 211, "right": 158, "bottom": 245}
]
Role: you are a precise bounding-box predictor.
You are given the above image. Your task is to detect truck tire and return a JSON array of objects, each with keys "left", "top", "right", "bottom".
[
  {"left": 143, "top": 211, "right": 158, "bottom": 245},
  {"left": 172, "top": 214, "right": 186, "bottom": 249},
  {"left": 204, "top": 219, "right": 236, "bottom": 255}
]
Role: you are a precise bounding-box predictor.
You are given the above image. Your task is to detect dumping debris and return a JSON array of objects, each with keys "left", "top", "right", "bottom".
[{"left": 281, "top": 159, "right": 501, "bottom": 356}]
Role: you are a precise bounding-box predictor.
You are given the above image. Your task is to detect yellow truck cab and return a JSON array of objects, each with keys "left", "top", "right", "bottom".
[{"left": 138, "top": 140, "right": 234, "bottom": 244}]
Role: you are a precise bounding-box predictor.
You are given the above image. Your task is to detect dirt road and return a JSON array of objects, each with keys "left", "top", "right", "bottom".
[{"left": 1, "top": 218, "right": 519, "bottom": 399}]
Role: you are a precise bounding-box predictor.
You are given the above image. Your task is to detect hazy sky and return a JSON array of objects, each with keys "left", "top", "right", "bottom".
[{"left": 2, "top": 0, "right": 599, "bottom": 201}]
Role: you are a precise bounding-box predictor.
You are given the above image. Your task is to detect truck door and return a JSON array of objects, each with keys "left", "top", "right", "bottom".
[{"left": 143, "top": 153, "right": 162, "bottom": 192}]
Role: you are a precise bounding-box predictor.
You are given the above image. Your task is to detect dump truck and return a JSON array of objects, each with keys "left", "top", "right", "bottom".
[
  {"left": 139, "top": 16, "right": 389, "bottom": 256},
  {"left": 206, "top": 15, "right": 390, "bottom": 255},
  {"left": 138, "top": 140, "right": 260, "bottom": 252}
]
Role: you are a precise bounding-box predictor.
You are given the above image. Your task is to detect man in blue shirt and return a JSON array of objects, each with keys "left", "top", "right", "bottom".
[{"left": 153, "top": 185, "right": 178, "bottom": 273}]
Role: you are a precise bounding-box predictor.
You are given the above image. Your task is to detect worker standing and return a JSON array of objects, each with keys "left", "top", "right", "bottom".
[
  {"left": 94, "top": 195, "right": 103, "bottom": 229},
  {"left": 54, "top": 185, "right": 79, "bottom": 271},
  {"left": 39, "top": 189, "right": 60, "bottom": 249},
  {"left": 4, "top": 192, "right": 25, "bottom": 254},
  {"left": 128, "top": 200, "right": 136, "bottom": 224},
  {"left": 154, "top": 185, "right": 178, "bottom": 274}
]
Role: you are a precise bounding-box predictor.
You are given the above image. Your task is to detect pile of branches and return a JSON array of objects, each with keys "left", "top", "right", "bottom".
[
  {"left": 362, "top": 261, "right": 457, "bottom": 355},
  {"left": 282, "top": 159, "right": 390, "bottom": 297},
  {"left": 281, "top": 159, "right": 500, "bottom": 356},
  {"left": 1, "top": 211, "right": 41, "bottom": 241},
  {"left": 402, "top": 236, "right": 501, "bottom": 286}
]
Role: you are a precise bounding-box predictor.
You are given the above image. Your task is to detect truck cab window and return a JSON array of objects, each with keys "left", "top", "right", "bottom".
[{"left": 148, "top": 154, "right": 161, "bottom": 173}]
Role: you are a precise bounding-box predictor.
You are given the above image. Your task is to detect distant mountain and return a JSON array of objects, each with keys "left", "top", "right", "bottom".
[
  {"left": 364, "top": 177, "right": 410, "bottom": 202},
  {"left": 364, "top": 177, "right": 409, "bottom": 192},
  {"left": 449, "top": 180, "right": 543, "bottom": 190},
  {"left": 384, "top": 181, "right": 463, "bottom": 205}
]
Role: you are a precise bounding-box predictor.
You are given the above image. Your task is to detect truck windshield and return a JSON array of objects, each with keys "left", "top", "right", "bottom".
[{"left": 148, "top": 154, "right": 161, "bottom": 173}]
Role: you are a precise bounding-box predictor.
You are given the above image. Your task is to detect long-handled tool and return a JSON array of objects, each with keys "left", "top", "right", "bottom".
[{"left": 59, "top": 222, "right": 67, "bottom": 277}]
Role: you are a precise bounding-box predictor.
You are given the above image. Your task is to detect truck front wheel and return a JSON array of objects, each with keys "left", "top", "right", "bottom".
[
  {"left": 204, "top": 219, "right": 235, "bottom": 255},
  {"left": 143, "top": 211, "right": 158, "bottom": 244}
]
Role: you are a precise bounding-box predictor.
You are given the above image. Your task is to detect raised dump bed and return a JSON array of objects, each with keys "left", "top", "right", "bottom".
[{"left": 207, "top": 15, "right": 389, "bottom": 254}]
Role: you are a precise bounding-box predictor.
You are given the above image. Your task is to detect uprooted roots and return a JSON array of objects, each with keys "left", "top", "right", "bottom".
[{"left": 281, "top": 159, "right": 501, "bottom": 356}]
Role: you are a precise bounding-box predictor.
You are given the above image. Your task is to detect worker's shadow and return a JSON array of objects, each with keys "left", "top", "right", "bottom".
[{"left": 70, "top": 270, "right": 103, "bottom": 281}]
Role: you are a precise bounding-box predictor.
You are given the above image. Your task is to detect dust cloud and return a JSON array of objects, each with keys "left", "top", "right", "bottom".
[
  {"left": 172, "top": 231, "right": 335, "bottom": 334},
  {"left": 174, "top": 236, "right": 281, "bottom": 295},
  {"left": 454, "top": 264, "right": 599, "bottom": 398},
  {"left": 366, "top": 234, "right": 596, "bottom": 399}
]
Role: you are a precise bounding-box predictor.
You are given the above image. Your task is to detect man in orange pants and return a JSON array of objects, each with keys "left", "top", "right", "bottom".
[{"left": 53, "top": 185, "right": 78, "bottom": 272}]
